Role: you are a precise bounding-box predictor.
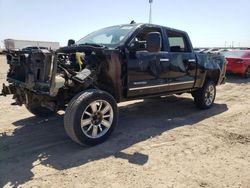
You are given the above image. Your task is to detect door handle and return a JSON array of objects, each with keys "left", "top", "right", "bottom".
[
  {"left": 160, "top": 58, "right": 170, "bottom": 62},
  {"left": 188, "top": 59, "right": 196, "bottom": 63}
]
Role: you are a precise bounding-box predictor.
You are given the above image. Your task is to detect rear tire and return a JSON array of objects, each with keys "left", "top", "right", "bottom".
[
  {"left": 192, "top": 80, "right": 216, "bottom": 109},
  {"left": 64, "top": 89, "right": 118, "bottom": 146}
]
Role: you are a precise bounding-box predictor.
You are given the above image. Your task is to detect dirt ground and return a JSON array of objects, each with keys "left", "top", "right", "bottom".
[{"left": 0, "top": 54, "right": 249, "bottom": 188}]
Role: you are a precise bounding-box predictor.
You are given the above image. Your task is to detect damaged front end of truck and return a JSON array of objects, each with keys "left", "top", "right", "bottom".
[{"left": 1, "top": 45, "right": 122, "bottom": 116}]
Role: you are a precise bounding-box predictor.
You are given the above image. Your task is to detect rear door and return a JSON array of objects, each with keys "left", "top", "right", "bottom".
[{"left": 163, "top": 29, "right": 197, "bottom": 91}]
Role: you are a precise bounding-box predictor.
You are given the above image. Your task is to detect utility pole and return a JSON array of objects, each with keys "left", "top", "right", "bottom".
[{"left": 149, "top": 0, "right": 153, "bottom": 24}]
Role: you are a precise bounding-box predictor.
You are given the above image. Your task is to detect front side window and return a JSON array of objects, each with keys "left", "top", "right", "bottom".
[
  {"left": 166, "top": 31, "right": 190, "bottom": 52},
  {"left": 133, "top": 27, "right": 163, "bottom": 51}
]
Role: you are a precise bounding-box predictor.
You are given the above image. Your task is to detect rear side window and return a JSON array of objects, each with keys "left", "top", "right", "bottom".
[{"left": 166, "top": 30, "right": 191, "bottom": 52}]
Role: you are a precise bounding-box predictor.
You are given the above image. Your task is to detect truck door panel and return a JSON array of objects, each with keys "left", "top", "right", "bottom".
[
  {"left": 127, "top": 51, "right": 171, "bottom": 96},
  {"left": 164, "top": 30, "right": 197, "bottom": 91},
  {"left": 127, "top": 51, "right": 156, "bottom": 83},
  {"left": 165, "top": 53, "right": 196, "bottom": 91},
  {"left": 127, "top": 26, "right": 171, "bottom": 97}
]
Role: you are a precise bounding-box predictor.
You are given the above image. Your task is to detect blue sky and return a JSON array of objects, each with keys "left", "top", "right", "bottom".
[{"left": 0, "top": 0, "right": 250, "bottom": 48}]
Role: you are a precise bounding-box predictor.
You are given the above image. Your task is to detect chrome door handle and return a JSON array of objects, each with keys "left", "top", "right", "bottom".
[
  {"left": 188, "top": 59, "right": 196, "bottom": 62},
  {"left": 160, "top": 58, "right": 170, "bottom": 62}
]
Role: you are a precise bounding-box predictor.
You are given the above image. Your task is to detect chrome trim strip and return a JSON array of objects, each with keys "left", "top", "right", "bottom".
[
  {"left": 129, "top": 81, "right": 194, "bottom": 91},
  {"left": 160, "top": 58, "right": 170, "bottom": 62},
  {"left": 168, "top": 81, "right": 194, "bottom": 86},
  {"left": 129, "top": 83, "right": 169, "bottom": 91},
  {"left": 133, "top": 81, "right": 147, "bottom": 85}
]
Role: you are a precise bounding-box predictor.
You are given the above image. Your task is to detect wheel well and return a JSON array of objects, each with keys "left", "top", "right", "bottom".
[
  {"left": 205, "top": 70, "right": 220, "bottom": 85},
  {"left": 96, "top": 74, "right": 117, "bottom": 101}
]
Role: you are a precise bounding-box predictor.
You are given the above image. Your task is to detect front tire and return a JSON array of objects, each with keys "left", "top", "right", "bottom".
[
  {"left": 64, "top": 89, "right": 118, "bottom": 146},
  {"left": 192, "top": 80, "right": 216, "bottom": 109}
]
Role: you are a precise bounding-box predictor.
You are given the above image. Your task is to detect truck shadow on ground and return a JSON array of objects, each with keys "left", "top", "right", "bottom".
[{"left": 0, "top": 96, "right": 228, "bottom": 188}]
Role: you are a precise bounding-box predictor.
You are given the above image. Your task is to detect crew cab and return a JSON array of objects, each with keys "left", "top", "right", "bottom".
[{"left": 1, "top": 23, "right": 226, "bottom": 146}]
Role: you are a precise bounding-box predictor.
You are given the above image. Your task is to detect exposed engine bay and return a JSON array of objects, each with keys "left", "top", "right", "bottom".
[{"left": 2, "top": 46, "right": 119, "bottom": 112}]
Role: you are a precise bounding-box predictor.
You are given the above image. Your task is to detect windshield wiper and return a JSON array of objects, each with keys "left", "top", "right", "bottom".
[{"left": 79, "top": 43, "right": 106, "bottom": 48}]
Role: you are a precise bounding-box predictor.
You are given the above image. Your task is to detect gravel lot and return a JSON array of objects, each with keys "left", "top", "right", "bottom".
[{"left": 0, "top": 55, "right": 249, "bottom": 188}]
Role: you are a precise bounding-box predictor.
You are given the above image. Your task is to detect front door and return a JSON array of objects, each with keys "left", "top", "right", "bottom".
[
  {"left": 127, "top": 51, "right": 170, "bottom": 97},
  {"left": 126, "top": 26, "right": 171, "bottom": 97}
]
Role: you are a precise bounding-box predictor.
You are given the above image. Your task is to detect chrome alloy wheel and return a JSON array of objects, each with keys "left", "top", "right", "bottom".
[
  {"left": 80, "top": 100, "right": 114, "bottom": 138},
  {"left": 204, "top": 85, "right": 215, "bottom": 106}
]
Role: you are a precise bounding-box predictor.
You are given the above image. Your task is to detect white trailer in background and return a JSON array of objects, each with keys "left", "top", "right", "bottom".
[{"left": 4, "top": 39, "right": 60, "bottom": 50}]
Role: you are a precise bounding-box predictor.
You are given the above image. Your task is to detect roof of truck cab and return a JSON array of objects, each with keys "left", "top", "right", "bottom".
[{"left": 118, "top": 23, "right": 187, "bottom": 34}]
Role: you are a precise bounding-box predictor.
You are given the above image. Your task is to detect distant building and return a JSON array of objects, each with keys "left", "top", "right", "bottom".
[{"left": 4, "top": 39, "right": 60, "bottom": 50}]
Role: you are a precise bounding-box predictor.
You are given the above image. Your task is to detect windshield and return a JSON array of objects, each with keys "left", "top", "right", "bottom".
[
  {"left": 76, "top": 25, "right": 136, "bottom": 47},
  {"left": 223, "top": 51, "right": 247, "bottom": 58}
]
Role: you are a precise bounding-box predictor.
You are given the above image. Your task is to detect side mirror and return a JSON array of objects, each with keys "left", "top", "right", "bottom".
[
  {"left": 67, "top": 39, "right": 75, "bottom": 46},
  {"left": 146, "top": 32, "right": 162, "bottom": 53}
]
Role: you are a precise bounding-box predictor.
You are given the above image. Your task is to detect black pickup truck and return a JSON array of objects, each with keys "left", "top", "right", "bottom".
[{"left": 1, "top": 23, "right": 226, "bottom": 146}]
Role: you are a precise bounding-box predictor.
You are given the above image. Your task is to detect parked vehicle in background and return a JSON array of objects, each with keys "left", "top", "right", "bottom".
[
  {"left": 217, "top": 49, "right": 230, "bottom": 55},
  {"left": 203, "top": 48, "right": 220, "bottom": 54},
  {"left": 4, "top": 39, "right": 60, "bottom": 51},
  {"left": 194, "top": 48, "right": 230, "bottom": 55},
  {"left": 193, "top": 48, "right": 208, "bottom": 53},
  {"left": 224, "top": 50, "right": 250, "bottom": 78}
]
